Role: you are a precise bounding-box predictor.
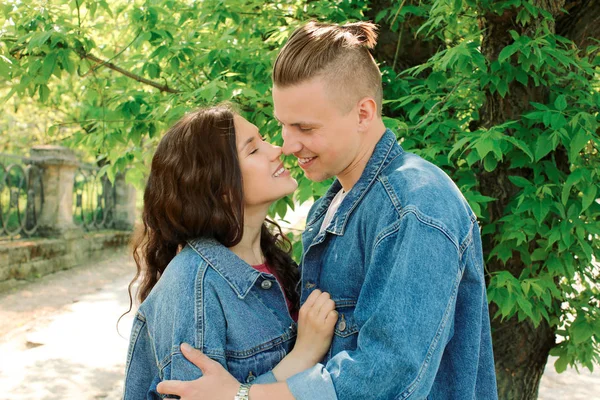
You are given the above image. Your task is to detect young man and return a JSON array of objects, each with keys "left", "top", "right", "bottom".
[{"left": 157, "top": 21, "right": 498, "bottom": 399}]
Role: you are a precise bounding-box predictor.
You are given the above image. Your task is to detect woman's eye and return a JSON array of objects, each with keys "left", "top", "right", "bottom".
[{"left": 250, "top": 148, "right": 258, "bottom": 155}]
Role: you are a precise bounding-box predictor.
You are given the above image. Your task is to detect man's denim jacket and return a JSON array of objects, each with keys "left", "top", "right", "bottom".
[
  {"left": 285, "top": 130, "right": 498, "bottom": 399},
  {"left": 122, "top": 238, "right": 296, "bottom": 399}
]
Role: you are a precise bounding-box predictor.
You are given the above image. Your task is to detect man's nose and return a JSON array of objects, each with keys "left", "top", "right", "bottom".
[{"left": 281, "top": 128, "right": 302, "bottom": 156}]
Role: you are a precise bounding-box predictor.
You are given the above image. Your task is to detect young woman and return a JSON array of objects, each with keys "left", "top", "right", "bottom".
[{"left": 122, "top": 105, "right": 338, "bottom": 399}]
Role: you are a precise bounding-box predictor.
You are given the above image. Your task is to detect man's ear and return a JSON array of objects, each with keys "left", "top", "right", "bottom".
[{"left": 357, "top": 97, "right": 377, "bottom": 131}]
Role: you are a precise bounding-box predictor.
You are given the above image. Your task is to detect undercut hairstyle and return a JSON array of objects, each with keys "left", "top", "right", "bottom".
[{"left": 273, "top": 21, "right": 383, "bottom": 115}]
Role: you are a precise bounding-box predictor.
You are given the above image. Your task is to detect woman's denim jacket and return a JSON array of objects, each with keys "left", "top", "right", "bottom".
[
  {"left": 285, "top": 130, "right": 498, "bottom": 399},
  {"left": 122, "top": 238, "right": 294, "bottom": 399}
]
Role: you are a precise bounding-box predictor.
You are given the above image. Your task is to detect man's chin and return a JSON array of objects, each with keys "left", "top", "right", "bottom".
[{"left": 304, "top": 170, "right": 332, "bottom": 183}]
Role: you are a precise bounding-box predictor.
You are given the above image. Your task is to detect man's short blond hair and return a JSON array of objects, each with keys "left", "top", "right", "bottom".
[{"left": 273, "top": 21, "right": 383, "bottom": 115}]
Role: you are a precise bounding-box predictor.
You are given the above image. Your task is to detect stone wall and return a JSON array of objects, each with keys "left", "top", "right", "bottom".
[{"left": 0, "top": 231, "right": 132, "bottom": 292}]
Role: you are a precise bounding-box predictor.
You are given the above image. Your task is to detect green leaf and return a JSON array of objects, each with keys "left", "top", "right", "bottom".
[
  {"left": 374, "top": 9, "right": 388, "bottom": 23},
  {"left": 474, "top": 138, "right": 497, "bottom": 160},
  {"left": 550, "top": 113, "right": 567, "bottom": 130},
  {"left": 0, "top": 55, "right": 12, "bottom": 78},
  {"left": 568, "top": 131, "right": 590, "bottom": 162},
  {"left": 562, "top": 169, "right": 583, "bottom": 204},
  {"left": 554, "top": 95, "right": 567, "bottom": 111},
  {"left": 41, "top": 52, "right": 58, "bottom": 81},
  {"left": 530, "top": 248, "right": 547, "bottom": 262},
  {"left": 534, "top": 135, "right": 555, "bottom": 161},
  {"left": 38, "top": 84, "right": 49, "bottom": 103},
  {"left": 448, "top": 136, "right": 472, "bottom": 159},
  {"left": 523, "top": 111, "right": 546, "bottom": 120},
  {"left": 497, "top": 79, "right": 508, "bottom": 97},
  {"left": 532, "top": 200, "right": 551, "bottom": 224},
  {"left": 554, "top": 356, "right": 569, "bottom": 373},
  {"left": 581, "top": 185, "right": 597, "bottom": 212},
  {"left": 483, "top": 155, "right": 498, "bottom": 172},
  {"left": 508, "top": 176, "right": 531, "bottom": 188},
  {"left": 517, "top": 296, "right": 536, "bottom": 323},
  {"left": 505, "top": 136, "right": 534, "bottom": 161},
  {"left": 515, "top": 69, "right": 528, "bottom": 85},
  {"left": 28, "top": 31, "right": 52, "bottom": 49},
  {"left": 146, "top": 63, "right": 160, "bottom": 79},
  {"left": 572, "top": 320, "right": 595, "bottom": 345},
  {"left": 498, "top": 43, "right": 520, "bottom": 63}
]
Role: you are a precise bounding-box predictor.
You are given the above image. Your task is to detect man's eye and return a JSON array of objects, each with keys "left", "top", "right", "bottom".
[{"left": 299, "top": 127, "right": 313, "bottom": 132}]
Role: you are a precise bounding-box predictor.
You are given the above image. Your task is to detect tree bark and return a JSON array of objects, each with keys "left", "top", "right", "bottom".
[
  {"left": 556, "top": 0, "right": 600, "bottom": 51},
  {"left": 477, "top": 2, "right": 570, "bottom": 399},
  {"left": 366, "top": 0, "right": 443, "bottom": 121},
  {"left": 365, "top": 0, "right": 443, "bottom": 72}
]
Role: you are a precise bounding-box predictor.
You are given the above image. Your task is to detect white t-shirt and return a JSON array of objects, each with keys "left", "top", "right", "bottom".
[{"left": 318, "top": 189, "right": 347, "bottom": 235}]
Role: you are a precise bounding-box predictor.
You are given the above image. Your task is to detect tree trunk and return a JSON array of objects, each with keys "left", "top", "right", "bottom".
[
  {"left": 477, "top": 2, "right": 569, "bottom": 399},
  {"left": 556, "top": 0, "right": 600, "bottom": 51},
  {"left": 366, "top": 0, "right": 443, "bottom": 72}
]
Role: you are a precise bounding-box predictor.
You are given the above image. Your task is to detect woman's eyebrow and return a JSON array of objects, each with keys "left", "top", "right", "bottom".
[{"left": 239, "top": 136, "right": 255, "bottom": 151}]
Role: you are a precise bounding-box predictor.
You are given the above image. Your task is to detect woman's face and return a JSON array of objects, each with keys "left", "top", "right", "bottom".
[{"left": 234, "top": 114, "right": 297, "bottom": 207}]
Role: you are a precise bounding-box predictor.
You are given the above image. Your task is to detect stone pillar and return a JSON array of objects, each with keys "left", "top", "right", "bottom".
[
  {"left": 113, "top": 172, "right": 137, "bottom": 230},
  {"left": 30, "top": 145, "right": 82, "bottom": 238}
]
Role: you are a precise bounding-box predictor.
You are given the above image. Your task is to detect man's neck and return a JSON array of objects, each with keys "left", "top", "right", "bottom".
[{"left": 337, "top": 120, "right": 386, "bottom": 191}]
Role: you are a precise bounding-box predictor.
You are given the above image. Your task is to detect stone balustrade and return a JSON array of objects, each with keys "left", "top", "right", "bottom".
[{"left": 0, "top": 146, "right": 137, "bottom": 290}]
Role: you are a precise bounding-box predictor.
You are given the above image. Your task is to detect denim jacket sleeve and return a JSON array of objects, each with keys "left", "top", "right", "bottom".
[
  {"left": 287, "top": 212, "right": 463, "bottom": 399},
  {"left": 122, "top": 314, "right": 162, "bottom": 400}
]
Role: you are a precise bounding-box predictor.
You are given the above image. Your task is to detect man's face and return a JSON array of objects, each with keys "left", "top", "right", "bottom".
[{"left": 272, "top": 77, "right": 363, "bottom": 183}]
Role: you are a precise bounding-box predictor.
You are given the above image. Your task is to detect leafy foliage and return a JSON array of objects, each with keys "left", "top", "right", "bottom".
[{"left": 378, "top": 0, "right": 600, "bottom": 373}]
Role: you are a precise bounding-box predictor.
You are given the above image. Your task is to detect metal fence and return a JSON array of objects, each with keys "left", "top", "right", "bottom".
[
  {"left": 0, "top": 153, "right": 117, "bottom": 239},
  {"left": 73, "top": 165, "right": 116, "bottom": 231},
  {"left": 0, "top": 154, "right": 44, "bottom": 238}
]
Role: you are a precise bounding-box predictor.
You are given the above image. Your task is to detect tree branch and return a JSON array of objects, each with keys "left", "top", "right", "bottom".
[
  {"left": 83, "top": 31, "right": 142, "bottom": 77},
  {"left": 76, "top": 50, "right": 181, "bottom": 94}
]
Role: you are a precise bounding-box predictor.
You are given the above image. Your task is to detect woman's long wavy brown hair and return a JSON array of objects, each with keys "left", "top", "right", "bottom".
[{"left": 126, "top": 105, "right": 299, "bottom": 314}]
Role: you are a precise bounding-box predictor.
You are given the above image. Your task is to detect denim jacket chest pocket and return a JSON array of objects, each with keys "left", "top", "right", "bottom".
[
  {"left": 326, "top": 299, "right": 359, "bottom": 362},
  {"left": 221, "top": 285, "right": 297, "bottom": 383}
]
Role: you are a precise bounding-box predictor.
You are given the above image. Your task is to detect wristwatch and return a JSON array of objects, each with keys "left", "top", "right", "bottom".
[{"left": 234, "top": 383, "right": 253, "bottom": 400}]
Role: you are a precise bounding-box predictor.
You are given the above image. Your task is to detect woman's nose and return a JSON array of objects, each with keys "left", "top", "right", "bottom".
[{"left": 270, "top": 143, "right": 283, "bottom": 160}]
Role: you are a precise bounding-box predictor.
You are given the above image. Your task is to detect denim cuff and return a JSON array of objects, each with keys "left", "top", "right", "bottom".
[
  {"left": 253, "top": 370, "right": 277, "bottom": 384},
  {"left": 286, "top": 364, "right": 337, "bottom": 400}
]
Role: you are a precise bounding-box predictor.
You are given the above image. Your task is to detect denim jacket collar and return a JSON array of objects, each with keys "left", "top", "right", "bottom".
[
  {"left": 305, "top": 129, "right": 403, "bottom": 235},
  {"left": 187, "top": 237, "right": 262, "bottom": 299}
]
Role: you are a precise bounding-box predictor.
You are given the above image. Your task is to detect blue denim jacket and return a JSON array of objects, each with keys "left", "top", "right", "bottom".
[
  {"left": 122, "top": 238, "right": 291, "bottom": 399},
  {"left": 286, "top": 130, "right": 498, "bottom": 399}
]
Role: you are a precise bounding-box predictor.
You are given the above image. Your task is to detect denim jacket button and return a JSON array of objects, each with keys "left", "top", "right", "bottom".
[
  {"left": 338, "top": 314, "right": 347, "bottom": 331},
  {"left": 261, "top": 280, "right": 272, "bottom": 290},
  {"left": 246, "top": 371, "right": 256, "bottom": 383}
]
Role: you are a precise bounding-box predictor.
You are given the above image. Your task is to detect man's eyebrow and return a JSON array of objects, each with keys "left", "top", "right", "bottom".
[{"left": 274, "top": 116, "right": 316, "bottom": 127}]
